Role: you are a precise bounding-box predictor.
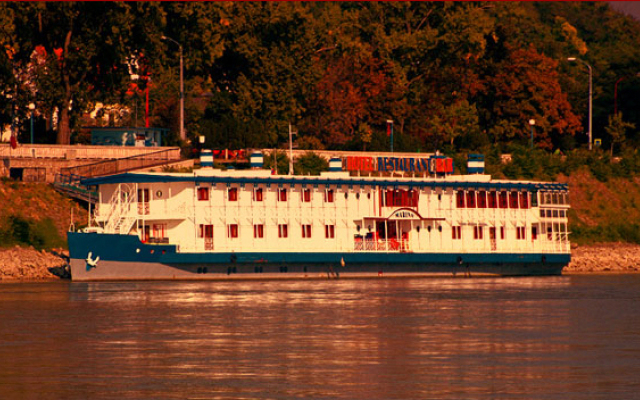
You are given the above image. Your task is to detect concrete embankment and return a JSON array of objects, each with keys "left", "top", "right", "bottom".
[{"left": 1, "top": 243, "right": 640, "bottom": 281}]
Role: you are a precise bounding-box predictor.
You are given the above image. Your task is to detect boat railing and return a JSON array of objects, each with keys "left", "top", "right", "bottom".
[
  {"left": 354, "top": 239, "right": 410, "bottom": 252},
  {"left": 353, "top": 238, "right": 569, "bottom": 254}
]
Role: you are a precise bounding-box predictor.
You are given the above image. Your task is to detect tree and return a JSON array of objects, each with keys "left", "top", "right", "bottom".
[
  {"left": 294, "top": 151, "right": 328, "bottom": 175},
  {"left": 0, "top": 2, "right": 17, "bottom": 130},
  {"left": 6, "top": 2, "right": 167, "bottom": 144},
  {"left": 481, "top": 45, "right": 582, "bottom": 150},
  {"left": 605, "top": 112, "right": 635, "bottom": 157}
]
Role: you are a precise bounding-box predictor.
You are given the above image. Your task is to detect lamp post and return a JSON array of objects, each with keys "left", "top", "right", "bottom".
[
  {"left": 529, "top": 119, "right": 535, "bottom": 149},
  {"left": 614, "top": 72, "right": 640, "bottom": 115},
  {"left": 161, "top": 35, "right": 185, "bottom": 142},
  {"left": 567, "top": 57, "right": 592, "bottom": 150},
  {"left": 387, "top": 119, "right": 394, "bottom": 152},
  {"left": 28, "top": 103, "right": 35, "bottom": 144}
]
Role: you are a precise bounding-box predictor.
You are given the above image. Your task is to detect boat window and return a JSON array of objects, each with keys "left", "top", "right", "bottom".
[
  {"left": 456, "top": 190, "right": 465, "bottom": 208},
  {"left": 488, "top": 191, "right": 497, "bottom": 208},
  {"left": 499, "top": 191, "right": 508, "bottom": 209},
  {"left": 253, "top": 224, "right": 264, "bottom": 238},
  {"left": 531, "top": 190, "right": 539, "bottom": 207},
  {"left": 197, "top": 187, "right": 209, "bottom": 201},
  {"left": 302, "top": 224, "right": 312, "bottom": 238},
  {"left": 519, "top": 192, "right": 529, "bottom": 209},
  {"left": 325, "top": 189, "right": 334, "bottom": 203},
  {"left": 302, "top": 188, "right": 311, "bottom": 202},
  {"left": 152, "top": 224, "right": 166, "bottom": 240},
  {"left": 473, "top": 226, "right": 483, "bottom": 240},
  {"left": 278, "top": 224, "right": 288, "bottom": 238},
  {"left": 253, "top": 188, "right": 263, "bottom": 202},
  {"left": 477, "top": 191, "right": 487, "bottom": 208},
  {"left": 452, "top": 226, "right": 461, "bottom": 239},
  {"left": 509, "top": 192, "right": 519, "bottom": 209},
  {"left": 227, "top": 224, "right": 238, "bottom": 238},
  {"left": 228, "top": 187, "right": 238, "bottom": 202},
  {"left": 466, "top": 190, "right": 476, "bottom": 208},
  {"left": 325, "top": 225, "right": 335, "bottom": 239},
  {"left": 278, "top": 188, "right": 287, "bottom": 202}
]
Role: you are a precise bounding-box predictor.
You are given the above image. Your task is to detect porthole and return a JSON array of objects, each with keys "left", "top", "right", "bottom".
[
  {"left": 356, "top": 193, "right": 360, "bottom": 199},
  {"left": 427, "top": 226, "right": 432, "bottom": 232},
  {"left": 345, "top": 192, "right": 349, "bottom": 199},
  {"left": 156, "top": 190, "right": 163, "bottom": 198},
  {"left": 438, "top": 226, "right": 442, "bottom": 232}
]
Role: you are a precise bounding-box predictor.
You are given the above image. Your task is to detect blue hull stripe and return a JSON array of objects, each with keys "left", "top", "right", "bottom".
[{"left": 68, "top": 232, "right": 570, "bottom": 266}]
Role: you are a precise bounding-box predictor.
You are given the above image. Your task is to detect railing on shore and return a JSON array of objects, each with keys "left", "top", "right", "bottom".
[
  {"left": 51, "top": 148, "right": 180, "bottom": 203},
  {"left": 0, "top": 143, "right": 179, "bottom": 160},
  {"left": 53, "top": 173, "right": 98, "bottom": 203},
  {"left": 60, "top": 148, "right": 180, "bottom": 178}
]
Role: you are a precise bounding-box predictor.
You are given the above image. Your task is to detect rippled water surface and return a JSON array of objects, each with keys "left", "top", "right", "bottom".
[{"left": 1, "top": 275, "right": 640, "bottom": 399}]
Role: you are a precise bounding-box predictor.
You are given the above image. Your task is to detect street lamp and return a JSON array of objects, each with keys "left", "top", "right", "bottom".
[
  {"left": 28, "top": 103, "right": 35, "bottom": 144},
  {"left": 528, "top": 119, "right": 535, "bottom": 149},
  {"left": 567, "top": 57, "right": 593, "bottom": 150},
  {"left": 161, "top": 35, "right": 185, "bottom": 142}
]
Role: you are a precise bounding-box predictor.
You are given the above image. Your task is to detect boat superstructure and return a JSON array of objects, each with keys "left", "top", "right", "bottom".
[{"left": 68, "top": 152, "right": 570, "bottom": 280}]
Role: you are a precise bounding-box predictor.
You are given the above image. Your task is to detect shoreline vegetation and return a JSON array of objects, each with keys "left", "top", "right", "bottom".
[{"left": 1, "top": 243, "right": 638, "bottom": 282}]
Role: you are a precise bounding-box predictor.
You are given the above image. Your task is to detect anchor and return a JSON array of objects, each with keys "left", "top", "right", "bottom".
[{"left": 86, "top": 252, "right": 100, "bottom": 271}]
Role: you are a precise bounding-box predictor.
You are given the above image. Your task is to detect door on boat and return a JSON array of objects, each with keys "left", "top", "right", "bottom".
[
  {"left": 138, "top": 188, "right": 150, "bottom": 215},
  {"left": 489, "top": 227, "right": 497, "bottom": 251},
  {"left": 203, "top": 224, "right": 214, "bottom": 250}
]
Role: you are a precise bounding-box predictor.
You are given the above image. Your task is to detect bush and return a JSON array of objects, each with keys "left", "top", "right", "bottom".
[
  {"left": 294, "top": 152, "right": 329, "bottom": 176},
  {"left": 0, "top": 216, "right": 65, "bottom": 250}
]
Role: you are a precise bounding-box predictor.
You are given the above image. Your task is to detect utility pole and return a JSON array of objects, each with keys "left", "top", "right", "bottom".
[{"left": 288, "top": 123, "right": 294, "bottom": 175}]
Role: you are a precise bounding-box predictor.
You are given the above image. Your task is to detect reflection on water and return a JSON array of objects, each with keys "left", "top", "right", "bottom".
[{"left": 1, "top": 276, "right": 640, "bottom": 399}]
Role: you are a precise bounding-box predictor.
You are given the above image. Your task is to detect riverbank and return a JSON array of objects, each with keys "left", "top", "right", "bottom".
[
  {"left": 0, "top": 246, "right": 69, "bottom": 281},
  {"left": 1, "top": 243, "right": 639, "bottom": 281},
  {"left": 564, "top": 243, "right": 640, "bottom": 274}
]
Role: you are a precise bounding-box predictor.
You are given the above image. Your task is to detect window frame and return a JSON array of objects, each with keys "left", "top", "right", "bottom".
[{"left": 197, "top": 187, "right": 210, "bottom": 201}]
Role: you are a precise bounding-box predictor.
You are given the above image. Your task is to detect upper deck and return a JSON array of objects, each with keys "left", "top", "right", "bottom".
[{"left": 81, "top": 152, "right": 570, "bottom": 256}]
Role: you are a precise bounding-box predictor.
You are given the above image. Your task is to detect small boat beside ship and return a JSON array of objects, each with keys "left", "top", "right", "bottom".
[{"left": 67, "top": 152, "right": 570, "bottom": 280}]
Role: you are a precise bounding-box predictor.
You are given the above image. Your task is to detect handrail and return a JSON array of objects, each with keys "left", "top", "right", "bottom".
[{"left": 60, "top": 148, "right": 180, "bottom": 178}]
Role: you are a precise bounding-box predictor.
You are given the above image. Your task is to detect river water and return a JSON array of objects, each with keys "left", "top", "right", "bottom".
[{"left": 1, "top": 275, "right": 639, "bottom": 400}]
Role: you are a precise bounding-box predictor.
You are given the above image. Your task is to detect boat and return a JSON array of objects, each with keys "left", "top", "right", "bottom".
[{"left": 67, "top": 151, "right": 571, "bottom": 280}]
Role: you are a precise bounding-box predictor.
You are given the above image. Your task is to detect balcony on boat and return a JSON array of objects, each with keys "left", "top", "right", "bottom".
[{"left": 353, "top": 235, "right": 411, "bottom": 252}]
